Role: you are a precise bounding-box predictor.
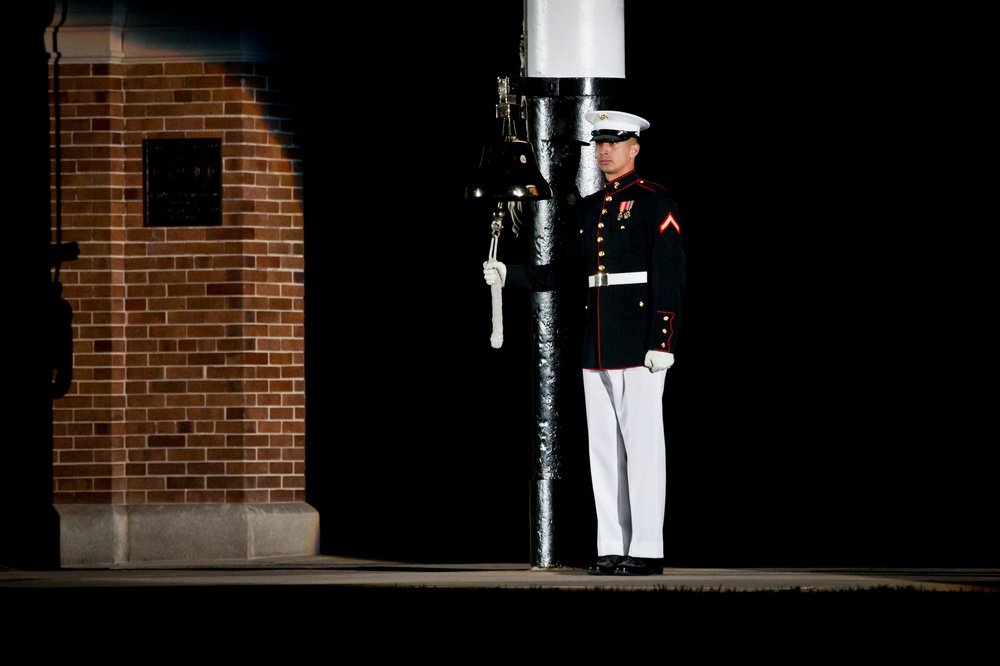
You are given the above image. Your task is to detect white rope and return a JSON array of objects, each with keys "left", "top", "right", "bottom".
[{"left": 488, "top": 227, "right": 503, "bottom": 349}]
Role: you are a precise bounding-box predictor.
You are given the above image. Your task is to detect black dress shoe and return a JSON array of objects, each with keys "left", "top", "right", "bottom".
[
  {"left": 586, "top": 554, "right": 624, "bottom": 575},
  {"left": 615, "top": 556, "right": 663, "bottom": 576}
]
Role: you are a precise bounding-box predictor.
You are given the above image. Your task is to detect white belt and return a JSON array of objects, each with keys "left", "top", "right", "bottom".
[{"left": 588, "top": 271, "right": 648, "bottom": 287}]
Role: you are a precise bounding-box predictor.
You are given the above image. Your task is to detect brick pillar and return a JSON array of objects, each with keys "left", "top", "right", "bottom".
[{"left": 49, "top": 24, "right": 317, "bottom": 565}]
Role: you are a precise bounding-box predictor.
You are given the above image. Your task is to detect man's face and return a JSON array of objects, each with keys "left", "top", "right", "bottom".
[{"left": 594, "top": 138, "right": 638, "bottom": 180}]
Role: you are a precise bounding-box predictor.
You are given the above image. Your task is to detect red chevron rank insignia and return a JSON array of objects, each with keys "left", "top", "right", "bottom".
[{"left": 659, "top": 212, "right": 680, "bottom": 233}]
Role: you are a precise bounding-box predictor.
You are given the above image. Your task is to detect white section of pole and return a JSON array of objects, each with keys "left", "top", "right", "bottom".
[{"left": 524, "top": 0, "right": 625, "bottom": 78}]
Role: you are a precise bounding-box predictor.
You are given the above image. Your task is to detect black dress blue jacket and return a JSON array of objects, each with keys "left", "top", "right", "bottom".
[{"left": 505, "top": 169, "right": 686, "bottom": 370}]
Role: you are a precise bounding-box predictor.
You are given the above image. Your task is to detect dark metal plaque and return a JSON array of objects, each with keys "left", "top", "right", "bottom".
[{"left": 143, "top": 139, "right": 222, "bottom": 227}]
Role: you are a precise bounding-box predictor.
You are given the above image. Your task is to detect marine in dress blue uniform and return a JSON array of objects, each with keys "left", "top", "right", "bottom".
[{"left": 484, "top": 110, "right": 685, "bottom": 576}]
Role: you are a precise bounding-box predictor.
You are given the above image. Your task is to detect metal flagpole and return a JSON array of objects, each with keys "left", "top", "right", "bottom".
[{"left": 521, "top": 0, "right": 628, "bottom": 569}]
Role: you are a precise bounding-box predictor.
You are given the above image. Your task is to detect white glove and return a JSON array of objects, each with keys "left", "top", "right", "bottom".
[
  {"left": 483, "top": 260, "right": 507, "bottom": 287},
  {"left": 644, "top": 350, "right": 674, "bottom": 373}
]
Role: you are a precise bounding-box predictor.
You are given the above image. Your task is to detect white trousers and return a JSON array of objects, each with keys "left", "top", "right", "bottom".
[{"left": 582, "top": 367, "right": 667, "bottom": 559}]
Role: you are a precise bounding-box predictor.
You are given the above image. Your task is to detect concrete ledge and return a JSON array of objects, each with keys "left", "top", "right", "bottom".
[
  {"left": 44, "top": 8, "right": 287, "bottom": 64},
  {"left": 56, "top": 503, "right": 320, "bottom": 567}
]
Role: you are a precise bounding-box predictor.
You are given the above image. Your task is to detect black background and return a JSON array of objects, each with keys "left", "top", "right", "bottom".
[{"left": 293, "top": 4, "right": 996, "bottom": 567}]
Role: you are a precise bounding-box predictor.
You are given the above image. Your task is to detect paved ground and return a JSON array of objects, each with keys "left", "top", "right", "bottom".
[
  {"left": 3, "top": 555, "right": 998, "bottom": 592},
  {"left": 4, "top": 557, "right": 997, "bottom": 652}
]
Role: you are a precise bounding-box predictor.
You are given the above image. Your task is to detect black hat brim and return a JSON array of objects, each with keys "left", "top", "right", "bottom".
[{"left": 591, "top": 130, "right": 639, "bottom": 143}]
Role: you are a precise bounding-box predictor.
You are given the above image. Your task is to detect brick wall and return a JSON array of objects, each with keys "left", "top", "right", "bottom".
[{"left": 50, "top": 60, "right": 305, "bottom": 507}]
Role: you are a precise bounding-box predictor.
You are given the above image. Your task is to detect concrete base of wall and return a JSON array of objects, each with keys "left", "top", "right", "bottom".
[{"left": 56, "top": 503, "right": 320, "bottom": 567}]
